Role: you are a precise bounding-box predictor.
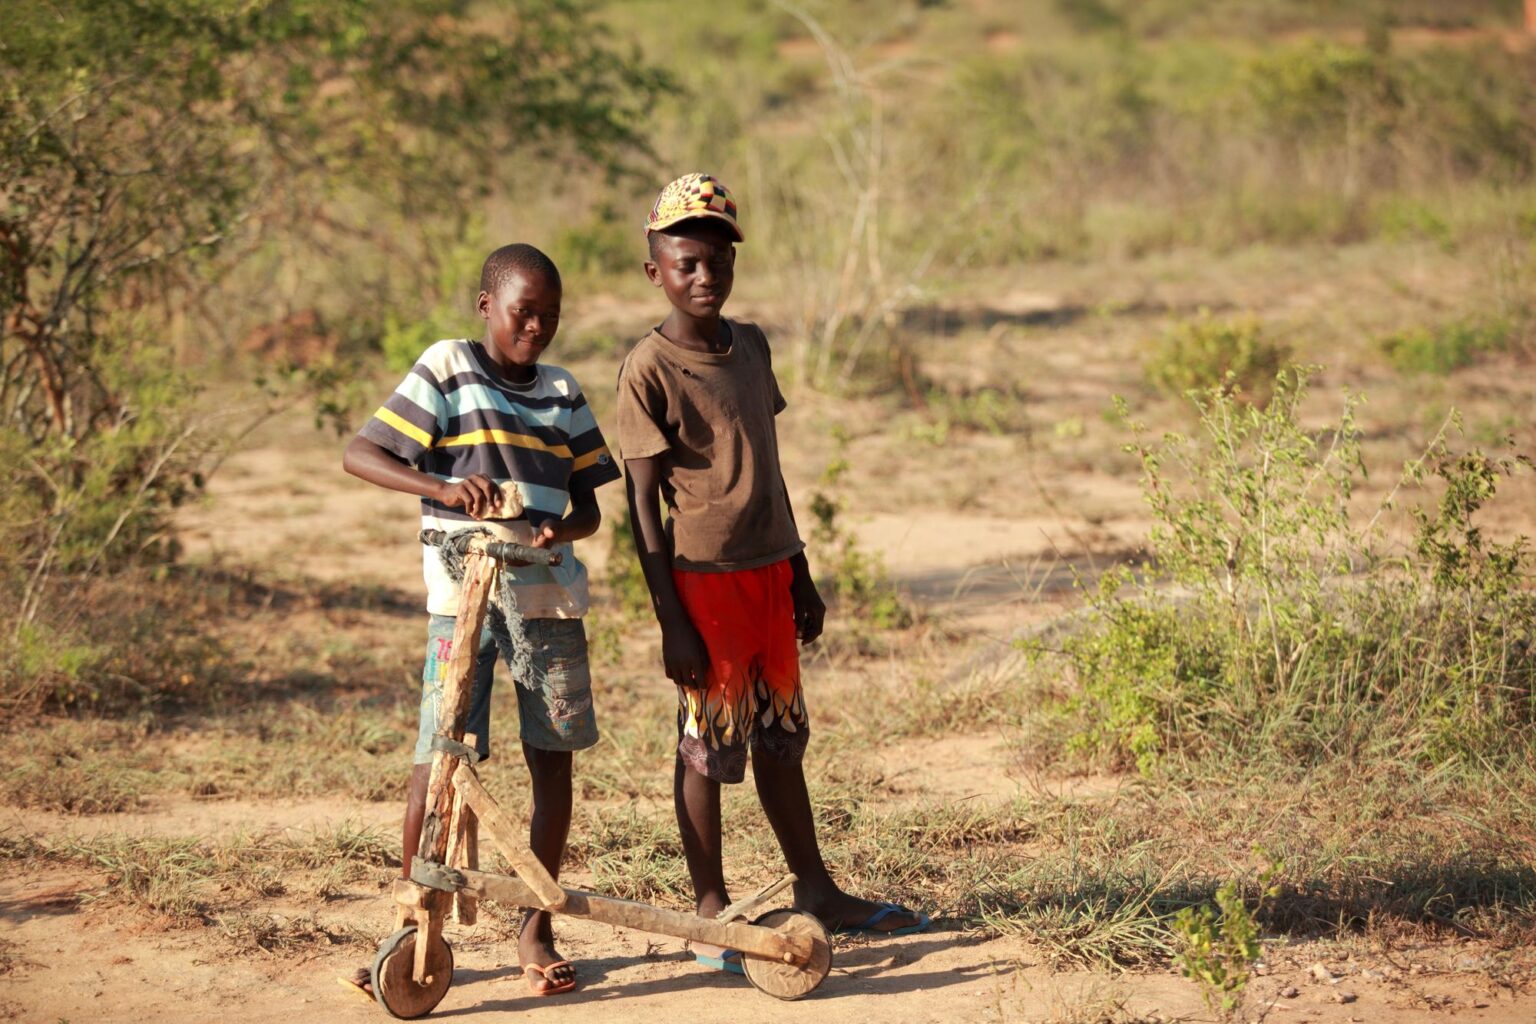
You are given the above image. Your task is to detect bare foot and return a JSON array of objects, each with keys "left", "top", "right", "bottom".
[{"left": 518, "top": 910, "right": 576, "bottom": 993}]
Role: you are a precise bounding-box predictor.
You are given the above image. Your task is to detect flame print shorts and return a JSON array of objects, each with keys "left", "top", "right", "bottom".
[{"left": 673, "top": 559, "right": 810, "bottom": 783}]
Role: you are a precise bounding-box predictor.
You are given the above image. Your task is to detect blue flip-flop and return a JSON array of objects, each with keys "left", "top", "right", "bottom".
[
  {"left": 695, "top": 948, "right": 746, "bottom": 975},
  {"left": 834, "top": 902, "right": 931, "bottom": 937}
]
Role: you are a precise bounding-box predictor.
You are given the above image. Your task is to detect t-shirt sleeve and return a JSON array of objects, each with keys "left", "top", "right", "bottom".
[
  {"left": 357, "top": 361, "right": 448, "bottom": 464},
  {"left": 755, "top": 325, "right": 788, "bottom": 415},
  {"left": 565, "top": 387, "right": 623, "bottom": 493},
  {"left": 615, "top": 352, "right": 672, "bottom": 459}
]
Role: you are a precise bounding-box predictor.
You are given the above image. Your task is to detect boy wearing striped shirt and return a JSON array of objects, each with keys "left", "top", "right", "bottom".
[{"left": 342, "top": 243, "right": 619, "bottom": 996}]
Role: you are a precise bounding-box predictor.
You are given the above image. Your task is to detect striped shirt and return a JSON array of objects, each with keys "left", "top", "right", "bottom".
[{"left": 358, "top": 339, "right": 621, "bottom": 617}]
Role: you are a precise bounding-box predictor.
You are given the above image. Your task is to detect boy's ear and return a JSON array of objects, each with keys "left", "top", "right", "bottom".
[
  {"left": 643, "top": 260, "right": 662, "bottom": 287},
  {"left": 475, "top": 290, "right": 491, "bottom": 319}
]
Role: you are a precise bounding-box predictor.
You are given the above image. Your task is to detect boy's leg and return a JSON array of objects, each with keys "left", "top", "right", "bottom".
[
  {"left": 748, "top": 560, "right": 926, "bottom": 934},
  {"left": 518, "top": 741, "right": 574, "bottom": 991},
  {"left": 347, "top": 614, "right": 496, "bottom": 997},
  {"left": 507, "top": 617, "right": 598, "bottom": 993},
  {"left": 669, "top": 566, "right": 767, "bottom": 964},
  {"left": 406, "top": 612, "right": 499, "bottom": 872},
  {"left": 674, "top": 753, "right": 730, "bottom": 918},
  {"left": 752, "top": 744, "right": 924, "bottom": 933},
  {"left": 400, "top": 763, "right": 432, "bottom": 880}
]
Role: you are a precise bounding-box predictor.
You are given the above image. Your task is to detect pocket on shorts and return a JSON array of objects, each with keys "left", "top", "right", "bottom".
[
  {"left": 536, "top": 618, "right": 589, "bottom": 675},
  {"left": 520, "top": 619, "right": 596, "bottom": 749}
]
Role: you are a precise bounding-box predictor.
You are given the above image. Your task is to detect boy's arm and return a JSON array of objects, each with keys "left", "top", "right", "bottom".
[
  {"left": 780, "top": 478, "right": 826, "bottom": 645},
  {"left": 624, "top": 456, "right": 710, "bottom": 688},
  {"left": 342, "top": 434, "right": 498, "bottom": 519}
]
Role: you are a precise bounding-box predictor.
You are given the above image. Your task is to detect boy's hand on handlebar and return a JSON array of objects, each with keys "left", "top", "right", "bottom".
[
  {"left": 437, "top": 474, "right": 498, "bottom": 519},
  {"left": 530, "top": 519, "right": 572, "bottom": 549},
  {"left": 660, "top": 616, "right": 711, "bottom": 689}
]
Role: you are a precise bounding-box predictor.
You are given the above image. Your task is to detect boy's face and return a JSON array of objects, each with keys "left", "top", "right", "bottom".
[
  {"left": 644, "top": 224, "right": 736, "bottom": 319},
  {"left": 477, "top": 269, "right": 561, "bottom": 369}
]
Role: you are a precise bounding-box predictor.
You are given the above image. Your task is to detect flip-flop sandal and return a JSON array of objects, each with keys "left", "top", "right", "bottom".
[
  {"left": 834, "top": 902, "right": 931, "bottom": 937},
  {"left": 523, "top": 960, "right": 577, "bottom": 996},
  {"left": 336, "top": 968, "right": 374, "bottom": 1004},
  {"left": 694, "top": 948, "right": 746, "bottom": 975}
]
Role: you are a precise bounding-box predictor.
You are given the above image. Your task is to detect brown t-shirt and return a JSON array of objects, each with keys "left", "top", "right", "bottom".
[{"left": 616, "top": 320, "right": 804, "bottom": 572}]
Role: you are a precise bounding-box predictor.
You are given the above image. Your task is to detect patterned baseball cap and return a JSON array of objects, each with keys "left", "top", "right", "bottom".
[{"left": 645, "top": 172, "right": 743, "bottom": 242}]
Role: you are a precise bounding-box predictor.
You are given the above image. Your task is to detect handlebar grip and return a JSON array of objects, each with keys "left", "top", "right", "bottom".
[
  {"left": 486, "top": 540, "right": 563, "bottom": 566},
  {"left": 418, "top": 529, "right": 563, "bottom": 566}
]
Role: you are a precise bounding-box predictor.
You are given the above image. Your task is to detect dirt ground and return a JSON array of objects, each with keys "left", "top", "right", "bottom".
[{"left": 6, "top": 249, "right": 1536, "bottom": 1023}]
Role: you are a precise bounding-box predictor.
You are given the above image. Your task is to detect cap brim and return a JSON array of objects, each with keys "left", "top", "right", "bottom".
[{"left": 646, "top": 210, "right": 744, "bottom": 243}]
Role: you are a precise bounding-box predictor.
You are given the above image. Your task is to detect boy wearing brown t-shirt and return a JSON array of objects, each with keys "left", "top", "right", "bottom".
[{"left": 616, "top": 173, "right": 929, "bottom": 973}]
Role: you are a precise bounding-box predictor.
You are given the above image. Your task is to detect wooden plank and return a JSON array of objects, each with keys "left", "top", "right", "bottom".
[
  {"left": 447, "top": 732, "right": 480, "bottom": 925},
  {"left": 416, "top": 550, "right": 496, "bottom": 873},
  {"left": 392, "top": 878, "right": 433, "bottom": 911},
  {"left": 413, "top": 905, "right": 438, "bottom": 983},
  {"left": 400, "top": 548, "right": 497, "bottom": 965},
  {"left": 455, "top": 869, "right": 814, "bottom": 963},
  {"left": 718, "top": 873, "right": 796, "bottom": 923},
  {"left": 452, "top": 762, "right": 566, "bottom": 910}
]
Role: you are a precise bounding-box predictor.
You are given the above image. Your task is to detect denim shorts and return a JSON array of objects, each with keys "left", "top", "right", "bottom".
[{"left": 413, "top": 611, "right": 599, "bottom": 764}]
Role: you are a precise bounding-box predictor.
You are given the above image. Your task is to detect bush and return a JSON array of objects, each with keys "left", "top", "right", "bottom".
[
  {"left": 1378, "top": 317, "right": 1514, "bottom": 375},
  {"left": 0, "top": 568, "right": 230, "bottom": 713},
  {"left": 3, "top": 0, "right": 667, "bottom": 565},
  {"left": 1145, "top": 312, "right": 1290, "bottom": 405},
  {"left": 1035, "top": 372, "right": 1536, "bottom": 773}
]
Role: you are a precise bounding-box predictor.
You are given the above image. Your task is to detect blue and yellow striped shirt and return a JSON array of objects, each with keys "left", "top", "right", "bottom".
[{"left": 359, "top": 339, "right": 621, "bottom": 617}]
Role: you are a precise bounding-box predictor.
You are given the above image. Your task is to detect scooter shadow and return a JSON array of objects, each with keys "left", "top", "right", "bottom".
[{"left": 437, "top": 929, "right": 1013, "bottom": 1013}]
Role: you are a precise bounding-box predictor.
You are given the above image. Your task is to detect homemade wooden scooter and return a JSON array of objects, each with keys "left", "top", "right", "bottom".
[{"left": 369, "top": 527, "right": 833, "bottom": 1018}]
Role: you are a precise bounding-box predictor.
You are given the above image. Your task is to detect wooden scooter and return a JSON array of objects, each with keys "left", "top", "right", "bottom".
[{"left": 369, "top": 528, "right": 833, "bottom": 1019}]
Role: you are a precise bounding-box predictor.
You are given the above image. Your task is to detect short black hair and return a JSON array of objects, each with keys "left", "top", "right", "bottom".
[
  {"left": 480, "top": 243, "right": 561, "bottom": 296},
  {"left": 647, "top": 218, "right": 738, "bottom": 260}
]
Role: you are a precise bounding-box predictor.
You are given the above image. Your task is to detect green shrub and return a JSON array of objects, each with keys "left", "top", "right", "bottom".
[
  {"left": 1378, "top": 317, "right": 1514, "bottom": 375},
  {"left": 1173, "top": 871, "right": 1277, "bottom": 1018},
  {"left": 1035, "top": 372, "right": 1536, "bottom": 773},
  {"left": 1145, "top": 312, "right": 1290, "bottom": 405}
]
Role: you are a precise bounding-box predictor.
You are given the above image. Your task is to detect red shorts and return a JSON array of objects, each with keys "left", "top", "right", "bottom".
[{"left": 672, "top": 559, "right": 810, "bottom": 783}]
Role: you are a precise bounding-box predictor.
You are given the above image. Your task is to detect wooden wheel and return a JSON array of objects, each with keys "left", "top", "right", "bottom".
[
  {"left": 742, "top": 909, "right": 832, "bottom": 1001},
  {"left": 372, "top": 926, "right": 454, "bottom": 1019}
]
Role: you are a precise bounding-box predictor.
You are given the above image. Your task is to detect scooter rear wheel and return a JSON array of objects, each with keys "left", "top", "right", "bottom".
[{"left": 742, "top": 909, "right": 832, "bottom": 1000}]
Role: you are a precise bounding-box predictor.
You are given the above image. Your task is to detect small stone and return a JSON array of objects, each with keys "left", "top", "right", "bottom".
[
  {"left": 1359, "top": 969, "right": 1384, "bottom": 981},
  {"left": 1310, "top": 963, "right": 1336, "bottom": 983},
  {"left": 1280, "top": 986, "right": 1300, "bottom": 998},
  {"left": 1331, "top": 990, "right": 1358, "bottom": 1004},
  {"left": 1409, "top": 963, "right": 1427, "bottom": 975}
]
